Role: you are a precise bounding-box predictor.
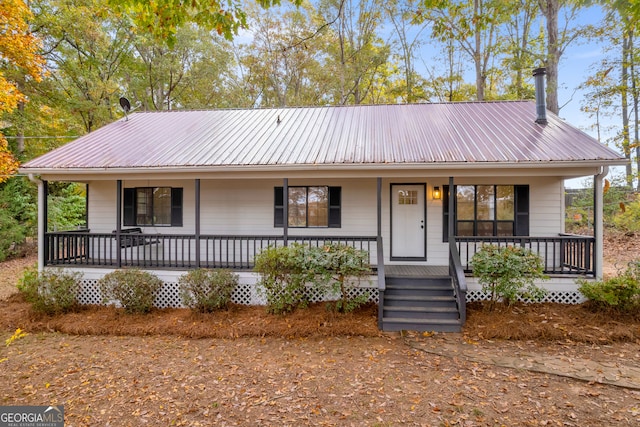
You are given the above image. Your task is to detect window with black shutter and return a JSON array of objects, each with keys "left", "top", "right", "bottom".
[
  {"left": 122, "top": 187, "right": 183, "bottom": 227},
  {"left": 275, "top": 186, "right": 341, "bottom": 228},
  {"left": 443, "top": 185, "right": 529, "bottom": 241}
]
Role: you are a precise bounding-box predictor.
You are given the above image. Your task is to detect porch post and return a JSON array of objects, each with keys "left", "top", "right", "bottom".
[
  {"left": 195, "top": 179, "right": 201, "bottom": 268},
  {"left": 28, "top": 175, "right": 47, "bottom": 272},
  {"left": 377, "top": 177, "right": 382, "bottom": 238},
  {"left": 283, "top": 178, "right": 288, "bottom": 246},
  {"left": 42, "top": 180, "right": 48, "bottom": 271},
  {"left": 448, "top": 177, "right": 454, "bottom": 241},
  {"left": 116, "top": 180, "right": 122, "bottom": 268},
  {"left": 594, "top": 167, "right": 608, "bottom": 279}
]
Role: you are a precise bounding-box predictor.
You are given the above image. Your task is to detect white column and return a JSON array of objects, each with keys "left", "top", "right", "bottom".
[
  {"left": 29, "top": 174, "right": 45, "bottom": 272},
  {"left": 594, "top": 166, "right": 608, "bottom": 279}
]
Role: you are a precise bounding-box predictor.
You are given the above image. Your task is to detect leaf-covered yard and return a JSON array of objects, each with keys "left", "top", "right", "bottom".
[
  {"left": 1, "top": 231, "right": 640, "bottom": 426},
  {"left": 2, "top": 332, "right": 640, "bottom": 426}
]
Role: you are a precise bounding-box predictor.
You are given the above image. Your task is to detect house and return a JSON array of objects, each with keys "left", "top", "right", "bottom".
[{"left": 19, "top": 69, "right": 627, "bottom": 332}]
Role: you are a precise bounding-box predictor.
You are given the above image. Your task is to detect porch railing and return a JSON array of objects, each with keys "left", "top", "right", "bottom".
[
  {"left": 455, "top": 234, "right": 595, "bottom": 276},
  {"left": 44, "top": 231, "right": 379, "bottom": 270}
]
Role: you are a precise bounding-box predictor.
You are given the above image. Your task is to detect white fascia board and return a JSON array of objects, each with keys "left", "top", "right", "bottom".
[{"left": 22, "top": 159, "right": 627, "bottom": 182}]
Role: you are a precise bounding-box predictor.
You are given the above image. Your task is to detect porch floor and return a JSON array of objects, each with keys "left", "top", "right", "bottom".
[{"left": 385, "top": 265, "right": 449, "bottom": 278}]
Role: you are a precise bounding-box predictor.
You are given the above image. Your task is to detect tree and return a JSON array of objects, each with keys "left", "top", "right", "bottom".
[
  {"left": 126, "top": 24, "right": 235, "bottom": 110},
  {"left": 36, "top": 0, "right": 135, "bottom": 133},
  {"left": 0, "top": 0, "right": 44, "bottom": 181},
  {"left": 384, "top": 0, "right": 430, "bottom": 103},
  {"left": 236, "top": 3, "right": 331, "bottom": 107},
  {"left": 420, "top": 0, "right": 509, "bottom": 101},
  {"left": 319, "top": 0, "right": 391, "bottom": 104},
  {"left": 108, "top": 0, "right": 303, "bottom": 45},
  {"left": 501, "top": 0, "right": 541, "bottom": 99},
  {"left": 537, "top": 0, "right": 592, "bottom": 114}
]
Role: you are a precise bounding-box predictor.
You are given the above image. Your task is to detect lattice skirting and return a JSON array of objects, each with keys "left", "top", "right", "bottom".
[
  {"left": 76, "top": 279, "right": 379, "bottom": 309},
  {"left": 71, "top": 269, "right": 584, "bottom": 308},
  {"left": 465, "top": 289, "right": 585, "bottom": 304}
]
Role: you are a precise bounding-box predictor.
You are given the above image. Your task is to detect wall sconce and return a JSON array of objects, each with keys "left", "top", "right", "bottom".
[{"left": 432, "top": 186, "right": 441, "bottom": 200}]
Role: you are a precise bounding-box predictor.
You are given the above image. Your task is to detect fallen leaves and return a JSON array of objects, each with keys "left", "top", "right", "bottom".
[{"left": 3, "top": 333, "right": 639, "bottom": 426}]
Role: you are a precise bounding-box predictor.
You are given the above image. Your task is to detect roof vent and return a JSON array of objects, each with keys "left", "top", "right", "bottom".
[{"left": 533, "top": 68, "right": 547, "bottom": 125}]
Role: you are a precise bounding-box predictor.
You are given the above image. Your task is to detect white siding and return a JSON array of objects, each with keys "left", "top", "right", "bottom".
[{"left": 85, "top": 175, "right": 567, "bottom": 265}]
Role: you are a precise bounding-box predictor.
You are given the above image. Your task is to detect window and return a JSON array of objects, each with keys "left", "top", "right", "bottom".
[
  {"left": 443, "top": 185, "right": 528, "bottom": 240},
  {"left": 123, "top": 187, "right": 183, "bottom": 227},
  {"left": 275, "top": 186, "right": 341, "bottom": 228},
  {"left": 398, "top": 190, "right": 418, "bottom": 205}
]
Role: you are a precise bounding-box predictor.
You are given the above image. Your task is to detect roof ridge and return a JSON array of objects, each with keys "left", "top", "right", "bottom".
[{"left": 127, "top": 100, "right": 534, "bottom": 115}]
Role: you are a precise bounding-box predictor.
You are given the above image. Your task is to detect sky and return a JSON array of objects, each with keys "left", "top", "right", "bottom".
[{"left": 552, "top": 5, "right": 616, "bottom": 188}]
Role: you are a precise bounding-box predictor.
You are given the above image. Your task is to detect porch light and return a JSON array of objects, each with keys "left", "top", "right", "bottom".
[{"left": 432, "top": 186, "right": 441, "bottom": 200}]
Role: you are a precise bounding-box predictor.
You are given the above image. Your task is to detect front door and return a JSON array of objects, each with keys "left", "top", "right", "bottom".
[{"left": 391, "top": 184, "right": 426, "bottom": 260}]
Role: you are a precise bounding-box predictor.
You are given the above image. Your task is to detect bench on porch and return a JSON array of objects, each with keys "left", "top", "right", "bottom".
[{"left": 112, "top": 227, "right": 160, "bottom": 248}]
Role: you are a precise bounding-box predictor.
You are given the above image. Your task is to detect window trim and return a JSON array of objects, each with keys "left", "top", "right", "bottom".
[
  {"left": 123, "top": 187, "right": 183, "bottom": 227},
  {"left": 443, "top": 184, "right": 529, "bottom": 241},
  {"left": 274, "top": 186, "right": 341, "bottom": 228}
]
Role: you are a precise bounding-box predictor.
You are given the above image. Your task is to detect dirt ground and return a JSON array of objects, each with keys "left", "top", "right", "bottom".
[{"left": 1, "top": 231, "right": 640, "bottom": 426}]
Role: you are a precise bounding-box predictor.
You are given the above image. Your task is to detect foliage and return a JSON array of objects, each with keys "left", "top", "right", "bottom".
[
  {"left": 254, "top": 243, "right": 372, "bottom": 314},
  {"left": 47, "top": 183, "right": 86, "bottom": 231},
  {"left": 470, "top": 244, "right": 547, "bottom": 308},
  {"left": 564, "top": 175, "right": 634, "bottom": 233},
  {"left": 98, "top": 269, "right": 163, "bottom": 314},
  {"left": 254, "top": 244, "right": 328, "bottom": 314},
  {"left": 0, "top": 0, "right": 45, "bottom": 181},
  {"left": 17, "top": 267, "right": 82, "bottom": 315},
  {"left": 612, "top": 194, "right": 640, "bottom": 234},
  {"left": 179, "top": 269, "right": 238, "bottom": 312},
  {"left": 578, "top": 261, "right": 640, "bottom": 313},
  {"left": 5, "top": 328, "right": 28, "bottom": 346},
  {"left": 0, "top": 177, "right": 37, "bottom": 261},
  {"left": 108, "top": 0, "right": 303, "bottom": 45},
  {"left": 321, "top": 243, "right": 372, "bottom": 313}
]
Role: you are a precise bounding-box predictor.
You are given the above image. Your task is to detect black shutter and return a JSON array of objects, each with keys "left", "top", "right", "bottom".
[
  {"left": 328, "top": 186, "right": 341, "bottom": 228},
  {"left": 274, "top": 187, "right": 284, "bottom": 227},
  {"left": 515, "top": 185, "right": 529, "bottom": 236},
  {"left": 442, "top": 185, "right": 450, "bottom": 242},
  {"left": 171, "top": 188, "right": 183, "bottom": 226},
  {"left": 123, "top": 188, "right": 135, "bottom": 226}
]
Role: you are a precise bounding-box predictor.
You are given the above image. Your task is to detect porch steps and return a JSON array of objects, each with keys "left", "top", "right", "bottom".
[{"left": 381, "top": 276, "right": 462, "bottom": 333}]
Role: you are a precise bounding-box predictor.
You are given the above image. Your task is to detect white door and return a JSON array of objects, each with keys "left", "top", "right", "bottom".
[{"left": 391, "top": 184, "right": 426, "bottom": 259}]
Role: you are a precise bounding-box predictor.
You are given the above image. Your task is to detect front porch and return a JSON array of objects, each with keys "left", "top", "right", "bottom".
[
  {"left": 46, "top": 230, "right": 595, "bottom": 331},
  {"left": 44, "top": 230, "right": 596, "bottom": 277}
]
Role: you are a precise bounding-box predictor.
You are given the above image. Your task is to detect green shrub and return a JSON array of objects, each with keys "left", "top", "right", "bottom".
[
  {"left": 578, "top": 262, "right": 640, "bottom": 312},
  {"left": 98, "top": 269, "right": 162, "bottom": 314},
  {"left": 322, "top": 243, "right": 372, "bottom": 313},
  {"left": 254, "top": 243, "right": 373, "bottom": 314},
  {"left": 179, "top": 269, "right": 238, "bottom": 312},
  {"left": 0, "top": 176, "right": 36, "bottom": 261},
  {"left": 17, "top": 267, "right": 82, "bottom": 315},
  {"left": 254, "top": 243, "right": 329, "bottom": 314},
  {"left": 612, "top": 195, "right": 640, "bottom": 233},
  {"left": 470, "top": 244, "right": 547, "bottom": 308}
]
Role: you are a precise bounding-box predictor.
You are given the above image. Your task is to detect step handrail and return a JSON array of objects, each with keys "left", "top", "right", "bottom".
[
  {"left": 449, "top": 239, "right": 467, "bottom": 324},
  {"left": 377, "top": 236, "right": 385, "bottom": 329}
]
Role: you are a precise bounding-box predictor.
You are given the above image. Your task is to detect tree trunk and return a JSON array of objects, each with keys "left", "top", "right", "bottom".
[
  {"left": 539, "top": 0, "right": 560, "bottom": 114},
  {"left": 621, "top": 34, "right": 632, "bottom": 185},
  {"left": 629, "top": 29, "right": 640, "bottom": 191},
  {"left": 474, "top": 0, "right": 485, "bottom": 101}
]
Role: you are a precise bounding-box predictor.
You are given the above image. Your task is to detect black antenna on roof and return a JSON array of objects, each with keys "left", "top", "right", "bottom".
[{"left": 119, "top": 97, "right": 131, "bottom": 121}]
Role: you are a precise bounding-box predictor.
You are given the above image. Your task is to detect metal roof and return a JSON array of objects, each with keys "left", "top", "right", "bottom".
[{"left": 21, "top": 102, "right": 626, "bottom": 173}]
